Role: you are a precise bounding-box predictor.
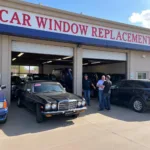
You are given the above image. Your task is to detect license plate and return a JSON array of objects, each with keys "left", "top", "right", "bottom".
[{"left": 65, "top": 111, "right": 74, "bottom": 116}]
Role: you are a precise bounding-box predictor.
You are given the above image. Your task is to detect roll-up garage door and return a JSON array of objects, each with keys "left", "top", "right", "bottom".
[
  {"left": 83, "top": 49, "right": 126, "bottom": 61},
  {"left": 12, "top": 41, "right": 73, "bottom": 56}
]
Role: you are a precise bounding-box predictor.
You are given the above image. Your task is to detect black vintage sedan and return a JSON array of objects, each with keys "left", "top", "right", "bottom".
[{"left": 17, "top": 81, "right": 87, "bottom": 123}]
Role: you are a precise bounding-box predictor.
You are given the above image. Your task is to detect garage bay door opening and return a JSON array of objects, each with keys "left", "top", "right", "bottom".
[
  {"left": 83, "top": 49, "right": 127, "bottom": 97},
  {"left": 11, "top": 41, "right": 74, "bottom": 101}
]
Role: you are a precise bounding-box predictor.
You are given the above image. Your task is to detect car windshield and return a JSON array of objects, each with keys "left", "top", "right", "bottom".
[{"left": 34, "top": 83, "right": 64, "bottom": 93}]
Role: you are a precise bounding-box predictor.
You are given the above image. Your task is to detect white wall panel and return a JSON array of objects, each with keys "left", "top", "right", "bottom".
[
  {"left": 83, "top": 49, "right": 126, "bottom": 61},
  {"left": 83, "top": 62, "right": 126, "bottom": 74},
  {"left": 12, "top": 41, "right": 73, "bottom": 56}
]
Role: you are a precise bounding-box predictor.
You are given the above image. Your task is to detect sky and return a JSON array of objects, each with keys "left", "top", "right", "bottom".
[{"left": 24, "top": 0, "right": 150, "bottom": 28}]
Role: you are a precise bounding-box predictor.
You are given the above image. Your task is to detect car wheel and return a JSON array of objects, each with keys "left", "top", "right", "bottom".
[
  {"left": 17, "top": 97, "right": 23, "bottom": 107},
  {"left": 132, "top": 98, "right": 145, "bottom": 113},
  {"left": 36, "top": 104, "right": 44, "bottom": 123},
  {"left": 72, "top": 113, "right": 79, "bottom": 118},
  {"left": 0, "top": 117, "right": 7, "bottom": 124}
]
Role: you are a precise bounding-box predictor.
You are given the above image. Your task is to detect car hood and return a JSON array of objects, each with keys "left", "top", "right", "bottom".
[
  {"left": 0, "top": 91, "right": 5, "bottom": 102},
  {"left": 35, "top": 92, "right": 81, "bottom": 102}
]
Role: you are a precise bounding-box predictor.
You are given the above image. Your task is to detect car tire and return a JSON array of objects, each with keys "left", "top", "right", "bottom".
[
  {"left": 17, "top": 97, "right": 23, "bottom": 108},
  {"left": 72, "top": 113, "right": 79, "bottom": 118},
  {"left": 132, "top": 98, "right": 145, "bottom": 113},
  {"left": 36, "top": 104, "right": 44, "bottom": 123},
  {"left": 0, "top": 117, "right": 7, "bottom": 124}
]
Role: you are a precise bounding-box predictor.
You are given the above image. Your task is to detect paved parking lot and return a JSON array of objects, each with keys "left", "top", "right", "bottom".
[{"left": 1, "top": 100, "right": 150, "bottom": 150}]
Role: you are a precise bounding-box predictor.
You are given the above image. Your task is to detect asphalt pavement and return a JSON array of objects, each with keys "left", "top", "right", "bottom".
[{"left": 1, "top": 99, "right": 150, "bottom": 150}]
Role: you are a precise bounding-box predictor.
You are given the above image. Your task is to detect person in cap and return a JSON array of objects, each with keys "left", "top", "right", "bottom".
[
  {"left": 103, "top": 75, "right": 112, "bottom": 110},
  {"left": 83, "top": 74, "right": 96, "bottom": 106}
]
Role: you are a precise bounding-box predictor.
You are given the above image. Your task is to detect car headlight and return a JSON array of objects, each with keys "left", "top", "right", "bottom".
[
  {"left": 82, "top": 100, "right": 86, "bottom": 106},
  {"left": 82, "top": 98, "right": 85, "bottom": 101},
  {"left": 0, "top": 100, "right": 7, "bottom": 109},
  {"left": 45, "top": 103, "right": 51, "bottom": 110},
  {"left": 51, "top": 103, "right": 57, "bottom": 110},
  {"left": 0, "top": 102, "right": 3, "bottom": 108},
  {"left": 78, "top": 101, "right": 82, "bottom": 107}
]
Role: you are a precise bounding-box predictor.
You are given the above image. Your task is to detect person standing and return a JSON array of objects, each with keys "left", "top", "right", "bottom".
[
  {"left": 97, "top": 75, "right": 105, "bottom": 110},
  {"left": 83, "top": 74, "right": 96, "bottom": 106},
  {"left": 103, "top": 75, "right": 112, "bottom": 110}
]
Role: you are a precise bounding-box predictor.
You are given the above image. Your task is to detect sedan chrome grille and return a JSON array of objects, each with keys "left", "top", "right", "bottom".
[{"left": 58, "top": 100, "right": 77, "bottom": 111}]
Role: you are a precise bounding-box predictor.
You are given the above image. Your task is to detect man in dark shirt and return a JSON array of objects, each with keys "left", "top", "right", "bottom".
[
  {"left": 103, "top": 75, "right": 112, "bottom": 110},
  {"left": 83, "top": 74, "right": 95, "bottom": 106}
]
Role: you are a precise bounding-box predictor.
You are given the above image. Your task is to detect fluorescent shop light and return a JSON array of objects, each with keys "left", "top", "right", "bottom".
[
  {"left": 12, "top": 58, "right": 16, "bottom": 61},
  {"left": 56, "top": 58, "right": 62, "bottom": 61},
  {"left": 47, "top": 61, "right": 52, "bottom": 63},
  {"left": 63, "top": 56, "right": 72, "bottom": 60},
  {"left": 91, "top": 61, "right": 101, "bottom": 64},
  {"left": 83, "top": 63, "right": 88, "bottom": 66},
  {"left": 42, "top": 61, "right": 52, "bottom": 64},
  {"left": 17, "top": 53, "right": 24, "bottom": 57}
]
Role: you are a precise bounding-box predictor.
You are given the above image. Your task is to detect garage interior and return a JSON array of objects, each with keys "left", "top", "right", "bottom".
[
  {"left": 10, "top": 41, "right": 127, "bottom": 102},
  {"left": 82, "top": 49, "right": 127, "bottom": 96},
  {"left": 11, "top": 52, "right": 73, "bottom": 77}
]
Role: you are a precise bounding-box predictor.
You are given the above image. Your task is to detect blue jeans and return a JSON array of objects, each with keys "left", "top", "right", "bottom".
[
  {"left": 98, "top": 90, "right": 104, "bottom": 109},
  {"left": 103, "top": 93, "right": 111, "bottom": 110},
  {"left": 84, "top": 90, "right": 91, "bottom": 105}
]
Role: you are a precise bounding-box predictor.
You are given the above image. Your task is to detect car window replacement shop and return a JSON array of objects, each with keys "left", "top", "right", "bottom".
[{"left": 0, "top": 0, "right": 150, "bottom": 104}]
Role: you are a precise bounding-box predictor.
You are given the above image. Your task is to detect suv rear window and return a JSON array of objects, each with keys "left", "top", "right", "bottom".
[
  {"left": 132, "top": 81, "right": 150, "bottom": 88},
  {"left": 121, "top": 81, "right": 134, "bottom": 88},
  {"left": 145, "top": 82, "right": 150, "bottom": 88}
]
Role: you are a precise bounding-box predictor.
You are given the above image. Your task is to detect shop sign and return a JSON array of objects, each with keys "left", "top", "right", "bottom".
[{"left": 0, "top": 6, "right": 150, "bottom": 46}]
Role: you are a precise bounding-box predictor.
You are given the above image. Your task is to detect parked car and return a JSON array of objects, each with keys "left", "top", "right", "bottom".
[
  {"left": 17, "top": 81, "right": 86, "bottom": 123},
  {"left": 26, "top": 74, "right": 57, "bottom": 82},
  {"left": 0, "top": 85, "right": 8, "bottom": 124},
  {"left": 110, "top": 74, "right": 126, "bottom": 85},
  {"left": 111, "top": 79, "right": 150, "bottom": 113},
  {"left": 11, "top": 76, "right": 24, "bottom": 99},
  {"left": 52, "top": 68, "right": 73, "bottom": 92}
]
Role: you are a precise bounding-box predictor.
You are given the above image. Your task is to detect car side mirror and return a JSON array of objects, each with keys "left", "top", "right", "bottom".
[
  {"left": 1, "top": 85, "right": 6, "bottom": 89},
  {"left": 115, "top": 86, "right": 119, "bottom": 89},
  {"left": 63, "top": 88, "right": 66, "bottom": 91},
  {"left": 27, "top": 89, "right": 31, "bottom": 92}
]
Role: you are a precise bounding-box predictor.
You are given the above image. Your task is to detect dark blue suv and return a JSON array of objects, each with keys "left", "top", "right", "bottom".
[{"left": 0, "top": 85, "right": 8, "bottom": 123}]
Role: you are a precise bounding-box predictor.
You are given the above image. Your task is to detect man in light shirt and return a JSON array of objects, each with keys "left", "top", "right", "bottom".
[{"left": 97, "top": 75, "right": 105, "bottom": 110}]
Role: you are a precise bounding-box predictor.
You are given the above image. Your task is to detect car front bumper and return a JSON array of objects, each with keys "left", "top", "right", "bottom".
[
  {"left": 42, "top": 107, "right": 87, "bottom": 116},
  {"left": 0, "top": 108, "right": 8, "bottom": 121}
]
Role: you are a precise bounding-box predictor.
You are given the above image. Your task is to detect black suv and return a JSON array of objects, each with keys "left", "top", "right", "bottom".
[
  {"left": 111, "top": 79, "right": 150, "bottom": 113},
  {"left": 26, "top": 74, "right": 57, "bottom": 82},
  {"left": 11, "top": 76, "right": 24, "bottom": 99}
]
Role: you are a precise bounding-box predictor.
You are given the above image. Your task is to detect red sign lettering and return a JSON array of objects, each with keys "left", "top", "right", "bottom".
[
  {"left": 71, "top": 23, "right": 78, "bottom": 34},
  {"left": 10, "top": 12, "right": 21, "bottom": 25},
  {"left": 104, "top": 29, "right": 110, "bottom": 38},
  {"left": 138, "top": 35, "right": 143, "bottom": 44},
  {"left": 63, "top": 21, "right": 70, "bottom": 32},
  {"left": 122, "top": 32, "right": 127, "bottom": 41},
  {"left": 116, "top": 32, "right": 122, "bottom": 41},
  {"left": 132, "top": 34, "right": 138, "bottom": 43},
  {"left": 98, "top": 28, "right": 103, "bottom": 38},
  {"left": 54, "top": 20, "right": 62, "bottom": 31},
  {"left": 110, "top": 30, "right": 115, "bottom": 40},
  {"left": 79, "top": 24, "right": 88, "bottom": 35},
  {"left": 92, "top": 27, "right": 98, "bottom": 37},
  {"left": 0, "top": 10, "right": 8, "bottom": 22},
  {"left": 22, "top": 13, "right": 31, "bottom": 26},
  {"left": 36, "top": 16, "right": 48, "bottom": 29}
]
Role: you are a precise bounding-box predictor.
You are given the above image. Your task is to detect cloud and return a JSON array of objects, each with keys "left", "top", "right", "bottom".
[{"left": 129, "top": 10, "right": 150, "bottom": 28}]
